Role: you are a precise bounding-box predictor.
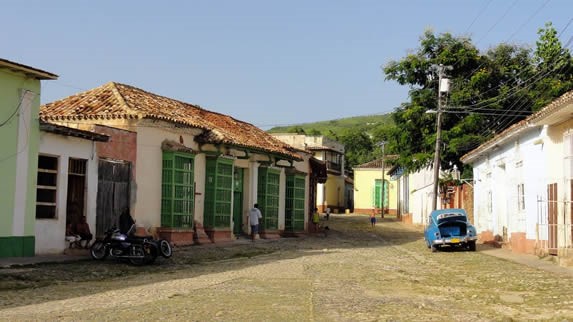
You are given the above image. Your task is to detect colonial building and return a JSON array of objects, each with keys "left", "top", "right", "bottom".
[
  {"left": 40, "top": 82, "right": 311, "bottom": 246},
  {"left": 462, "top": 90, "right": 573, "bottom": 264},
  {"left": 271, "top": 134, "right": 347, "bottom": 213},
  {"left": 353, "top": 158, "right": 398, "bottom": 216}
]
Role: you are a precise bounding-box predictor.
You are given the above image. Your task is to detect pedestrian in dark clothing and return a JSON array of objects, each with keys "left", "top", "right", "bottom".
[
  {"left": 119, "top": 209, "right": 135, "bottom": 235},
  {"left": 75, "top": 216, "right": 93, "bottom": 248}
]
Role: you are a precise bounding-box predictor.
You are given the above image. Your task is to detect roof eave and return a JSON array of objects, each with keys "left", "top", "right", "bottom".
[
  {"left": 40, "top": 121, "right": 109, "bottom": 142},
  {"left": 0, "top": 59, "right": 58, "bottom": 80}
]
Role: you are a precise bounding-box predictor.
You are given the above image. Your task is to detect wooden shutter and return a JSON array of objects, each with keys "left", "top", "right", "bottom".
[{"left": 161, "top": 152, "right": 194, "bottom": 228}]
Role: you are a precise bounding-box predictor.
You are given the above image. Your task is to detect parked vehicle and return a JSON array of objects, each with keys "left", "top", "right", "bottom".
[
  {"left": 90, "top": 225, "right": 172, "bottom": 265},
  {"left": 424, "top": 208, "right": 477, "bottom": 252}
]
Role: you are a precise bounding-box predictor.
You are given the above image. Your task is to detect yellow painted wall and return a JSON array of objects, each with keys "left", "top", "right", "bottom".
[
  {"left": 353, "top": 168, "right": 397, "bottom": 213},
  {"left": 324, "top": 174, "right": 345, "bottom": 210}
]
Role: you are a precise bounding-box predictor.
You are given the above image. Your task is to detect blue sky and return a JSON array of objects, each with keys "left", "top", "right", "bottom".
[{"left": 2, "top": 1, "right": 572, "bottom": 129}]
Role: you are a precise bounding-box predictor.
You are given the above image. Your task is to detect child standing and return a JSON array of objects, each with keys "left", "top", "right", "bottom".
[
  {"left": 370, "top": 212, "right": 377, "bottom": 227},
  {"left": 312, "top": 208, "right": 320, "bottom": 231}
]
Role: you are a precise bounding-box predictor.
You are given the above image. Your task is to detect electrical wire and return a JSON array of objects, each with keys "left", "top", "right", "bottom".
[
  {"left": 0, "top": 92, "right": 39, "bottom": 164},
  {"left": 507, "top": 0, "right": 551, "bottom": 42},
  {"left": 464, "top": 0, "right": 493, "bottom": 34},
  {"left": 475, "top": 0, "right": 519, "bottom": 46},
  {"left": 446, "top": 3, "right": 572, "bottom": 114},
  {"left": 0, "top": 89, "right": 35, "bottom": 127}
]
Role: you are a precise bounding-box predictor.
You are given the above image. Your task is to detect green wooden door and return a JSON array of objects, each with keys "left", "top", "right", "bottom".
[
  {"left": 373, "top": 179, "right": 388, "bottom": 209},
  {"left": 258, "top": 167, "right": 280, "bottom": 230},
  {"left": 285, "top": 174, "right": 305, "bottom": 232},
  {"left": 233, "top": 168, "right": 244, "bottom": 235},
  {"left": 161, "top": 152, "right": 194, "bottom": 228},
  {"left": 204, "top": 157, "right": 233, "bottom": 229}
]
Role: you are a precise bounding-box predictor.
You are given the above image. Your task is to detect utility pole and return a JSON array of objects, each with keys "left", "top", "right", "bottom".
[
  {"left": 379, "top": 141, "right": 386, "bottom": 218},
  {"left": 431, "top": 64, "right": 452, "bottom": 211}
]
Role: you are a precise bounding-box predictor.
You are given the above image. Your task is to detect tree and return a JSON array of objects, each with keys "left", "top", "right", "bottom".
[
  {"left": 382, "top": 25, "right": 573, "bottom": 176},
  {"left": 530, "top": 22, "right": 573, "bottom": 110},
  {"left": 338, "top": 128, "right": 374, "bottom": 170},
  {"left": 383, "top": 30, "right": 482, "bottom": 173}
]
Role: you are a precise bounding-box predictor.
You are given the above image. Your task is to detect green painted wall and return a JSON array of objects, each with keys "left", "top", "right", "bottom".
[{"left": 0, "top": 68, "right": 42, "bottom": 257}]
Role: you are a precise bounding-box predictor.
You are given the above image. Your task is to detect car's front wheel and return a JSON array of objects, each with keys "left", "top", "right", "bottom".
[
  {"left": 431, "top": 245, "right": 438, "bottom": 253},
  {"left": 468, "top": 241, "right": 477, "bottom": 252}
]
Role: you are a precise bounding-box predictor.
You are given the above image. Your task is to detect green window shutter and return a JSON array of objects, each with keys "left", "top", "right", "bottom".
[
  {"left": 285, "top": 175, "right": 305, "bottom": 232},
  {"left": 204, "top": 157, "right": 234, "bottom": 228},
  {"left": 161, "top": 152, "right": 194, "bottom": 228},
  {"left": 258, "top": 167, "right": 280, "bottom": 230},
  {"left": 285, "top": 175, "right": 294, "bottom": 231},
  {"left": 292, "top": 175, "right": 306, "bottom": 231}
]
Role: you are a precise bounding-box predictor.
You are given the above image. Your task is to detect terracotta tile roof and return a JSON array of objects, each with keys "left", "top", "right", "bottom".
[
  {"left": 40, "top": 82, "right": 301, "bottom": 160},
  {"left": 354, "top": 155, "right": 399, "bottom": 169}
]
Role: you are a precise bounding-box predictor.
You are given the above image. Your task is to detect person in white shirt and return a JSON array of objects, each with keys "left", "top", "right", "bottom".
[{"left": 249, "top": 203, "right": 263, "bottom": 241}]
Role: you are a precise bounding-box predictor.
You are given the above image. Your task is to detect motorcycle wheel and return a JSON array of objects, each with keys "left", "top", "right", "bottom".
[
  {"left": 90, "top": 241, "right": 108, "bottom": 260},
  {"left": 128, "top": 245, "right": 147, "bottom": 266},
  {"left": 159, "top": 239, "right": 173, "bottom": 258},
  {"left": 144, "top": 243, "right": 158, "bottom": 265}
]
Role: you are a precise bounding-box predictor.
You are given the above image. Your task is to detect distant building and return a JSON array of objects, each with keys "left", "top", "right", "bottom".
[
  {"left": 353, "top": 158, "right": 398, "bottom": 216},
  {"left": 271, "top": 134, "right": 348, "bottom": 213}
]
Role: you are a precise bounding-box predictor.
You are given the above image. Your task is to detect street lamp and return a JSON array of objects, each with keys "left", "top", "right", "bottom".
[{"left": 378, "top": 141, "right": 386, "bottom": 218}]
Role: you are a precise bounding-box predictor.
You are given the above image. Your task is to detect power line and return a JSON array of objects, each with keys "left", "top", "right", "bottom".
[
  {"left": 464, "top": 0, "right": 493, "bottom": 34},
  {"left": 0, "top": 89, "right": 37, "bottom": 127},
  {"left": 507, "top": 0, "right": 551, "bottom": 42},
  {"left": 475, "top": 0, "right": 519, "bottom": 46}
]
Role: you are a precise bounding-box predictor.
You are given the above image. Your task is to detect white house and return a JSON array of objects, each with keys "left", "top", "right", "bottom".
[
  {"left": 36, "top": 122, "right": 108, "bottom": 254},
  {"left": 461, "top": 90, "right": 573, "bottom": 263},
  {"left": 407, "top": 166, "right": 435, "bottom": 226}
]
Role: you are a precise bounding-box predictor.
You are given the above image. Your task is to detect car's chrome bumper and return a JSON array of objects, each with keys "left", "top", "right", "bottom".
[{"left": 432, "top": 236, "right": 478, "bottom": 245}]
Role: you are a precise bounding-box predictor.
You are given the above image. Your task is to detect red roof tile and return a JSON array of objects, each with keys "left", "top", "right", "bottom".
[{"left": 40, "top": 82, "right": 301, "bottom": 160}]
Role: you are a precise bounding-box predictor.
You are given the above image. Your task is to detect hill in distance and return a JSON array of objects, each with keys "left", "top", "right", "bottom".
[{"left": 267, "top": 113, "right": 393, "bottom": 137}]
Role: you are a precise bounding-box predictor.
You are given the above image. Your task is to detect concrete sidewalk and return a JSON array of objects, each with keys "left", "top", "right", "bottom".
[
  {"left": 0, "top": 237, "right": 268, "bottom": 268},
  {"left": 0, "top": 250, "right": 91, "bottom": 268},
  {"left": 480, "top": 246, "right": 573, "bottom": 276},
  {"left": 1, "top": 254, "right": 89, "bottom": 268}
]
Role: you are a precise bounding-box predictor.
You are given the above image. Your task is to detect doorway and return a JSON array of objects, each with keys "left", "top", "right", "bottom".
[
  {"left": 66, "top": 158, "right": 87, "bottom": 229},
  {"left": 96, "top": 159, "right": 131, "bottom": 237}
]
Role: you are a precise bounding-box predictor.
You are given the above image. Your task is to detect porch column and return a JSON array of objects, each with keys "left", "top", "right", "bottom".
[
  {"left": 12, "top": 90, "right": 37, "bottom": 236},
  {"left": 248, "top": 161, "right": 260, "bottom": 208}
]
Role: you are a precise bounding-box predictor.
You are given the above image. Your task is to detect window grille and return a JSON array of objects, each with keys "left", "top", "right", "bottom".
[
  {"left": 161, "top": 152, "right": 194, "bottom": 228},
  {"left": 517, "top": 183, "right": 525, "bottom": 211}
]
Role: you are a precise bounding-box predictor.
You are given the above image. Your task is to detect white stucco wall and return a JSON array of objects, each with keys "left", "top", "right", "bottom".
[
  {"left": 408, "top": 167, "right": 435, "bottom": 226},
  {"left": 134, "top": 124, "right": 202, "bottom": 228},
  {"left": 471, "top": 127, "right": 544, "bottom": 240},
  {"left": 36, "top": 132, "right": 98, "bottom": 254},
  {"left": 131, "top": 124, "right": 308, "bottom": 235},
  {"left": 545, "top": 120, "right": 573, "bottom": 247}
]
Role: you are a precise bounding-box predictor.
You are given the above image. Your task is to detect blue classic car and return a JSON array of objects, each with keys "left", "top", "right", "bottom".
[{"left": 424, "top": 208, "right": 477, "bottom": 252}]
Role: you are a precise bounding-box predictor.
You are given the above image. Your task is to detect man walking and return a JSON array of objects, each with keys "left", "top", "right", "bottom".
[{"left": 249, "top": 203, "right": 263, "bottom": 241}]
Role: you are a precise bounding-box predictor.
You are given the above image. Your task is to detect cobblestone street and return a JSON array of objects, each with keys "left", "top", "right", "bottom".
[{"left": 1, "top": 214, "right": 573, "bottom": 321}]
